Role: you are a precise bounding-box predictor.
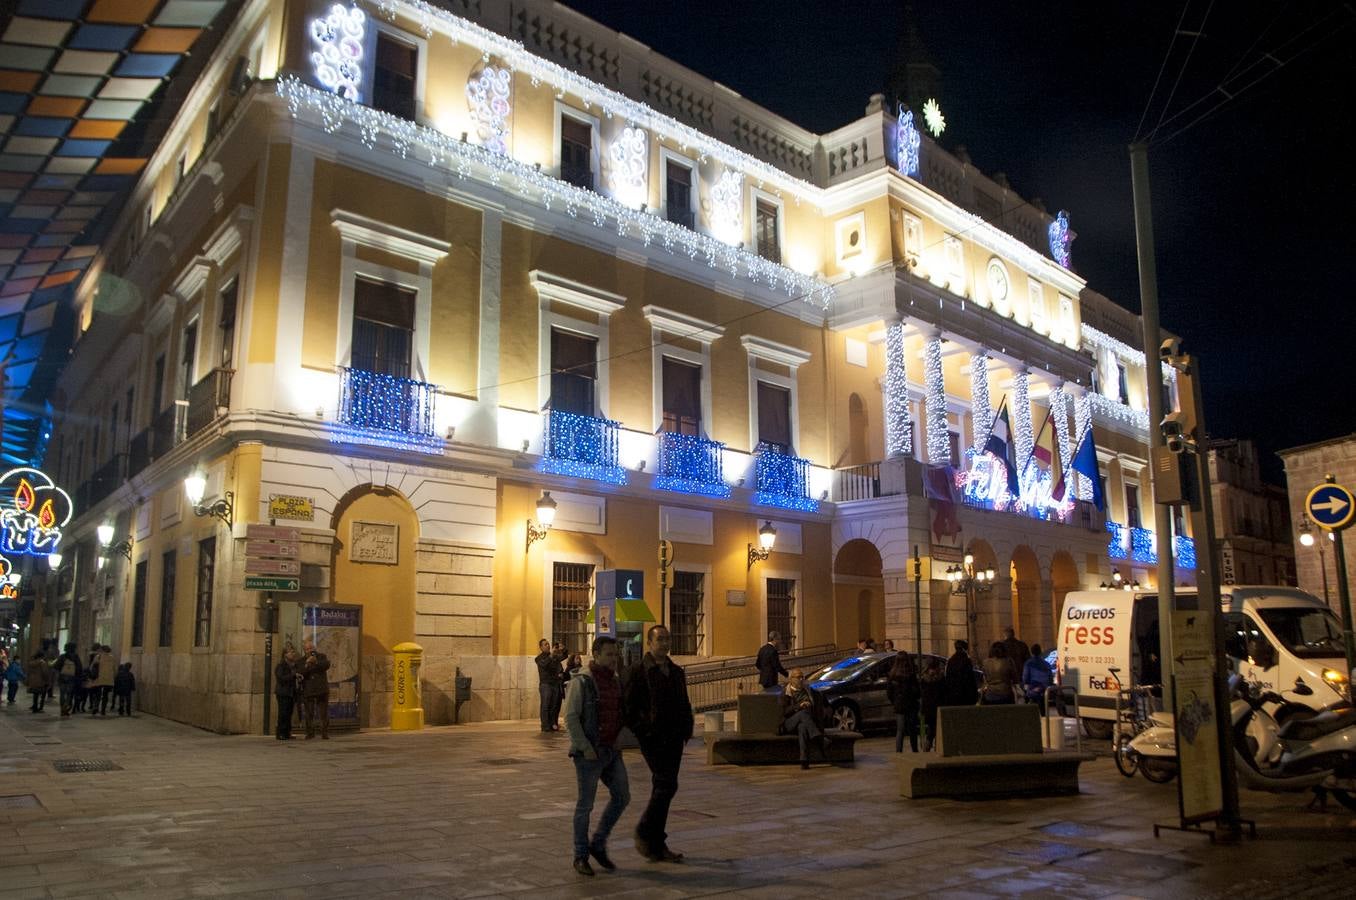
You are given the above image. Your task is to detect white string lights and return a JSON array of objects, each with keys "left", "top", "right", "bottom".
[
  {"left": 1074, "top": 390, "right": 1092, "bottom": 500},
  {"left": 969, "top": 352, "right": 991, "bottom": 452},
  {"left": 608, "top": 125, "right": 648, "bottom": 210},
  {"left": 278, "top": 78, "right": 833, "bottom": 308},
  {"left": 1050, "top": 384, "right": 1073, "bottom": 473},
  {"left": 884, "top": 321, "right": 912, "bottom": 457},
  {"left": 924, "top": 335, "right": 949, "bottom": 464},
  {"left": 1013, "top": 369, "right": 1034, "bottom": 483},
  {"left": 465, "top": 64, "right": 512, "bottom": 155},
  {"left": 309, "top": 3, "right": 367, "bottom": 102},
  {"left": 711, "top": 170, "right": 744, "bottom": 245},
  {"left": 895, "top": 104, "right": 920, "bottom": 177}
]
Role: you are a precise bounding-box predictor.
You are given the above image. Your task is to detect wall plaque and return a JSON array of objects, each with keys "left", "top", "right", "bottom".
[{"left": 350, "top": 521, "right": 398, "bottom": 565}]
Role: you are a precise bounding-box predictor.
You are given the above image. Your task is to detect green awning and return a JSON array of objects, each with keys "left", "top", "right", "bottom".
[{"left": 585, "top": 599, "right": 656, "bottom": 624}]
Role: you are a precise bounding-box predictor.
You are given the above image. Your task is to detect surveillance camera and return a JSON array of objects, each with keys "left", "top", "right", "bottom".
[
  {"left": 1159, "top": 337, "right": 1182, "bottom": 360},
  {"left": 1160, "top": 410, "right": 1186, "bottom": 436},
  {"left": 1166, "top": 434, "right": 1188, "bottom": 455}
]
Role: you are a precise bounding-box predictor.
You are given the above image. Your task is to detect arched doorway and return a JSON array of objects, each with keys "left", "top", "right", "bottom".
[
  {"left": 848, "top": 393, "right": 869, "bottom": 465},
  {"left": 1009, "top": 545, "right": 1042, "bottom": 648},
  {"left": 834, "top": 538, "right": 883, "bottom": 648},
  {"left": 964, "top": 539, "right": 1000, "bottom": 651},
  {"left": 325, "top": 484, "right": 420, "bottom": 727},
  {"left": 1050, "top": 551, "right": 1081, "bottom": 641}
]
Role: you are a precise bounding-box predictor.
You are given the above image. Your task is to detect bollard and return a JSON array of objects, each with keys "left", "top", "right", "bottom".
[{"left": 391, "top": 642, "right": 424, "bottom": 731}]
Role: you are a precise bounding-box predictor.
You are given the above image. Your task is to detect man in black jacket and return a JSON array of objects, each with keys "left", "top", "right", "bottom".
[
  {"left": 299, "top": 639, "right": 331, "bottom": 740},
  {"left": 623, "top": 625, "right": 693, "bottom": 863},
  {"left": 535, "top": 638, "right": 562, "bottom": 732},
  {"left": 274, "top": 648, "right": 299, "bottom": 740},
  {"left": 755, "top": 632, "right": 787, "bottom": 691}
]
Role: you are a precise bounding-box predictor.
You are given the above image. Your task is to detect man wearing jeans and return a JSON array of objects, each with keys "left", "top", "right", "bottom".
[
  {"left": 535, "top": 638, "right": 562, "bottom": 732},
  {"left": 624, "top": 625, "right": 694, "bottom": 863},
  {"left": 563, "top": 635, "right": 629, "bottom": 877}
]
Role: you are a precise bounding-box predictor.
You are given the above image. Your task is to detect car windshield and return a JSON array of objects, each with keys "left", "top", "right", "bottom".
[
  {"left": 1258, "top": 607, "right": 1344, "bottom": 659},
  {"left": 808, "top": 657, "right": 875, "bottom": 684}
]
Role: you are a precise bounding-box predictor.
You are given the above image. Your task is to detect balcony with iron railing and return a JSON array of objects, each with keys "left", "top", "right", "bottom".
[
  {"left": 753, "top": 442, "right": 817, "bottom": 512},
  {"left": 653, "top": 431, "right": 730, "bottom": 498},
  {"left": 185, "top": 367, "right": 233, "bottom": 440},
  {"left": 332, "top": 366, "right": 442, "bottom": 453},
  {"left": 540, "top": 409, "right": 626, "bottom": 484},
  {"left": 151, "top": 401, "right": 187, "bottom": 459}
]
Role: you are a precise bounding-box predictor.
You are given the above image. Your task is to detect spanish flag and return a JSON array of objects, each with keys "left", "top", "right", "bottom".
[{"left": 1031, "top": 409, "right": 1062, "bottom": 490}]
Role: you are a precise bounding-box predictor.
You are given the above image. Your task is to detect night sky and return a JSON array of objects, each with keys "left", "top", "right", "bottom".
[{"left": 563, "top": 0, "right": 1356, "bottom": 483}]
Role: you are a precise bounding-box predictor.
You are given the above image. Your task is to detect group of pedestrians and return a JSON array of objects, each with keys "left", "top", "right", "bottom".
[
  {"left": 272, "top": 639, "right": 332, "bottom": 740},
  {"left": 562, "top": 624, "right": 693, "bottom": 877},
  {"left": 4, "top": 642, "right": 136, "bottom": 717}
]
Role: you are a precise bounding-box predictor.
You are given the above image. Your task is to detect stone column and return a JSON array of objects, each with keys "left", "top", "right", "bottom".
[
  {"left": 969, "top": 350, "right": 992, "bottom": 452},
  {"left": 1050, "top": 382, "right": 1072, "bottom": 475},
  {"left": 923, "top": 332, "right": 948, "bottom": 464},
  {"left": 884, "top": 319, "right": 912, "bottom": 457},
  {"left": 1012, "top": 367, "right": 1033, "bottom": 484}
]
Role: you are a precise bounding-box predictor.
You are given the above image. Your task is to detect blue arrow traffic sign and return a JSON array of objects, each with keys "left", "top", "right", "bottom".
[{"left": 1306, "top": 483, "right": 1356, "bottom": 531}]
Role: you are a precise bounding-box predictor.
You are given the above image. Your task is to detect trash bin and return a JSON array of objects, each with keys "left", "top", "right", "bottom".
[{"left": 391, "top": 642, "right": 423, "bottom": 731}]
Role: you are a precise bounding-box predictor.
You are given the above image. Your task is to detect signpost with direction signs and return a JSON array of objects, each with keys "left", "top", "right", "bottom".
[
  {"left": 1306, "top": 479, "right": 1356, "bottom": 696},
  {"left": 243, "top": 524, "right": 301, "bottom": 593}
]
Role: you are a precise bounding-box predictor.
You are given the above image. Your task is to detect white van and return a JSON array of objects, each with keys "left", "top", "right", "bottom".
[{"left": 1057, "top": 585, "right": 1348, "bottom": 734}]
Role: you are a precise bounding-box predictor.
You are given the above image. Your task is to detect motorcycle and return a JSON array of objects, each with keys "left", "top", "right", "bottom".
[
  {"left": 1125, "top": 709, "right": 1179, "bottom": 783},
  {"left": 1232, "top": 677, "right": 1356, "bottom": 807}
]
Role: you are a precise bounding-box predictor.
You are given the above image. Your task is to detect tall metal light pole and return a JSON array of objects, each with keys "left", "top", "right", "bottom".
[{"left": 1298, "top": 516, "right": 1332, "bottom": 603}]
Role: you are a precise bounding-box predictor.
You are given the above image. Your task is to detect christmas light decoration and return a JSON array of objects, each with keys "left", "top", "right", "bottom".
[
  {"left": 1073, "top": 392, "right": 1092, "bottom": 501},
  {"left": 969, "top": 352, "right": 991, "bottom": 452},
  {"left": 1048, "top": 209, "right": 1073, "bottom": 268},
  {"left": 1174, "top": 534, "right": 1197, "bottom": 570},
  {"left": 884, "top": 322, "right": 913, "bottom": 457},
  {"left": 654, "top": 432, "right": 731, "bottom": 498},
  {"left": 1086, "top": 392, "right": 1150, "bottom": 432},
  {"left": 1131, "top": 526, "right": 1157, "bottom": 565},
  {"left": 608, "top": 125, "right": 648, "bottom": 210},
  {"left": 895, "top": 104, "right": 920, "bottom": 177},
  {"left": 465, "top": 65, "right": 512, "bottom": 155},
  {"left": 1050, "top": 385, "right": 1072, "bottom": 473},
  {"left": 539, "top": 409, "right": 627, "bottom": 485},
  {"left": 0, "top": 467, "right": 73, "bottom": 556},
  {"left": 1106, "top": 520, "right": 1129, "bottom": 560},
  {"left": 1013, "top": 370, "right": 1034, "bottom": 488},
  {"left": 279, "top": 79, "right": 833, "bottom": 309},
  {"left": 331, "top": 367, "right": 443, "bottom": 454},
  {"left": 310, "top": 3, "right": 367, "bottom": 102},
  {"left": 922, "top": 98, "right": 946, "bottom": 137},
  {"left": 924, "top": 336, "right": 949, "bottom": 464},
  {"left": 711, "top": 169, "right": 743, "bottom": 245},
  {"left": 753, "top": 443, "right": 818, "bottom": 512}
]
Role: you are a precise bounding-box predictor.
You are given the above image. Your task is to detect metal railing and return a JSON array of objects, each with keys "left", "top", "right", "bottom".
[
  {"left": 82, "top": 454, "right": 127, "bottom": 508},
  {"left": 686, "top": 643, "right": 845, "bottom": 713},
  {"left": 540, "top": 408, "right": 625, "bottom": 484},
  {"left": 336, "top": 366, "right": 438, "bottom": 437},
  {"left": 151, "top": 402, "right": 187, "bottom": 458},
  {"left": 127, "top": 429, "right": 151, "bottom": 478},
  {"left": 835, "top": 462, "right": 882, "bottom": 501},
  {"left": 654, "top": 430, "right": 729, "bottom": 497},
  {"left": 185, "top": 367, "right": 233, "bottom": 439},
  {"left": 753, "top": 442, "right": 816, "bottom": 511}
]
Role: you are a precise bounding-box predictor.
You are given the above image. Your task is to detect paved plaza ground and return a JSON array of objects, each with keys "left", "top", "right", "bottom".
[{"left": 1, "top": 701, "right": 1355, "bottom": 899}]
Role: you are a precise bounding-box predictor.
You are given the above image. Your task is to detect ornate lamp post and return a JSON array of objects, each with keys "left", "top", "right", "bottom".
[{"left": 946, "top": 548, "right": 996, "bottom": 652}]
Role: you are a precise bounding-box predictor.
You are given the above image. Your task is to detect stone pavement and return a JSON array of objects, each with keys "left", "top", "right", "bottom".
[{"left": 1, "top": 702, "right": 1355, "bottom": 899}]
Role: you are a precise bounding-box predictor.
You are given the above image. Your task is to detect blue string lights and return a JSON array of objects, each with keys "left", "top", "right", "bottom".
[
  {"left": 539, "top": 409, "right": 627, "bottom": 485},
  {"left": 753, "top": 443, "right": 818, "bottom": 512},
  {"left": 1174, "top": 534, "right": 1197, "bottom": 570},
  {"left": 1131, "top": 526, "right": 1157, "bottom": 565},
  {"left": 1106, "top": 520, "right": 1129, "bottom": 561},
  {"left": 654, "top": 431, "right": 731, "bottom": 498},
  {"left": 331, "top": 366, "right": 443, "bottom": 454}
]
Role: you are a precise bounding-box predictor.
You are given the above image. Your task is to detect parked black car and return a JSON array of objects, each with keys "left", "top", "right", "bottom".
[{"left": 806, "top": 652, "right": 980, "bottom": 733}]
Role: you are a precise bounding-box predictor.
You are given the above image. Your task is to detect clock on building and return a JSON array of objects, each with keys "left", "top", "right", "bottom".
[{"left": 986, "top": 258, "right": 1009, "bottom": 306}]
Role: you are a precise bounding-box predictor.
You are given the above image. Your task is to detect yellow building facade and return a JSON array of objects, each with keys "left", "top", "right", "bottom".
[{"left": 41, "top": 0, "right": 1192, "bottom": 732}]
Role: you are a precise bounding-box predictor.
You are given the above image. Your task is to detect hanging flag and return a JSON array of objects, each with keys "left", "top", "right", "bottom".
[
  {"left": 1054, "top": 425, "right": 1104, "bottom": 511},
  {"left": 983, "top": 397, "right": 1021, "bottom": 497},
  {"left": 1028, "top": 408, "right": 1063, "bottom": 495},
  {"left": 923, "top": 464, "right": 961, "bottom": 540}
]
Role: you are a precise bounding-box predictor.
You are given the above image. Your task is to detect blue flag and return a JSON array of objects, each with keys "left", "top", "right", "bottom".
[
  {"left": 1055, "top": 426, "right": 1105, "bottom": 511},
  {"left": 983, "top": 400, "right": 1021, "bottom": 498}
]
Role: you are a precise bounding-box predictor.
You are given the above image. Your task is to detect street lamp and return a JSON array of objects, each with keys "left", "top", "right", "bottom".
[
  {"left": 747, "top": 520, "right": 777, "bottom": 568},
  {"left": 526, "top": 491, "right": 557, "bottom": 551},
  {"left": 184, "top": 471, "right": 234, "bottom": 528},
  {"left": 1298, "top": 515, "right": 1331, "bottom": 603},
  {"left": 946, "top": 547, "right": 996, "bottom": 651},
  {"left": 47, "top": 552, "right": 62, "bottom": 570},
  {"left": 96, "top": 523, "right": 133, "bottom": 562}
]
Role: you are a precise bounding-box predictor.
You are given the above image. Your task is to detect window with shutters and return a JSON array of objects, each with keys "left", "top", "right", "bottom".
[
  {"left": 661, "top": 357, "right": 702, "bottom": 435},
  {"left": 665, "top": 158, "right": 694, "bottom": 228},
  {"left": 551, "top": 562, "right": 593, "bottom": 655},
  {"left": 218, "top": 278, "right": 238, "bottom": 369},
  {"left": 550, "top": 328, "right": 597, "bottom": 416},
  {"left": 373, "top": 32, "right": 417, "bottom": 120},
  {"left": 669, "top": 570, "right": 705, "bottom": 656},
  {"left": 131, "top": 561, "right": 148, "bottom": 648},
  {"left": 158, "top": 550, "right": 177, "bottom": 648},
  {"left": 755, "top": 198, "right": 780, "bottom": 262},
  {"left": 194, "top": 537, "right": 216, "bottom": 648},
  {"left": 757, "top": 381, "right": 792, "bottom": 452},
  {"left": 767, "top": 578, "right": 797, "bottom": 647},
  {"left": 560, "top": 114, "right": 594, "bottom": 189},
  {"left": 351, "top": 277, "right": 414, "bottom": 379}
]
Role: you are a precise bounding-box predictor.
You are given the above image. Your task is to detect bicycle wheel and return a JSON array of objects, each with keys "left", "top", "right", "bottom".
[{"left": 1114, "top": 733, "right": 1139, "bottom": 778}]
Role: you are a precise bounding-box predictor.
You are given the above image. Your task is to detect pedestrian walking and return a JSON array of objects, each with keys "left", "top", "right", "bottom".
[
  {"left": 623, "top": 625, "right": 693, "bottom": 863},
  {"left": 274, "top": 649, "right": 299, "bottom": 740},
  {"left": 755, "top": 631, "right": 787, "bottom": 691},
  {"left": 980, "top": 642, "right": 1018, "bottom": 705},
  {"left": 535, "top": 638, "right": 563, "bottom": 732},
  {"left": 919, "top": 655, "right": 944, "bottom": 751},
  {"left": 778, "top": 668, "right": 826, "bottom": 769},
  {"left": 564, "top": 635, "right": 630, "bottom": 877},
  {"left": 887, "top": 652, "right": 921, "bottom": 753},
  {"left": 942, "top": 639, "right": 979, "bottom": 707},
  {"left": 1001, "top": 626, "right": 1030, "bottom": 670},
  {"left": 89, "top": 645, "right": 115, "bottom": 716},
  {"left": 25, "top": 652, "right": 50, "bottom": 713},
  {"left": 53, "top": 642, "right": 83, "bottom": 716},
  {"left": 298, "top": 639, "right": 331, "bottom": 739},
  {"left": 112, "top": 663, "right": 136, "bottom": 716},
  {"left": 4, "top": 654, "right": 23, "bottom": 704}
]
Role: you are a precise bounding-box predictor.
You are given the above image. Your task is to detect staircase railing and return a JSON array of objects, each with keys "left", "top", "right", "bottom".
[{"left": 686, "top": 643, "right": 846, "bottom": 713}]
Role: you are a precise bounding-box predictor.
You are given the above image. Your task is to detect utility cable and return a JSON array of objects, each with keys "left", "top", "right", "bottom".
[
  {"left": 1147, "top": 0, "right": 1216, "bottom": 143},
  {"left": 1134, "top": 0, "right": 1194, "bottom": 144}
]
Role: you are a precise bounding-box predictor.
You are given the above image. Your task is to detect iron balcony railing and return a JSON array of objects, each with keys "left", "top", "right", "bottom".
[
  {"left": 654, "top": 431, "right": 729, "bottom": 497},
  {"left": 334, "top": 366, "right": 441, "bottom": 452},
  {"left": 127, "top": 428, "right": 151, "bottom": 478},
  {"left": 151, "top": 402, "right": 187, "bottom": 459},
  {"left": 686, "top": 644, "right": 844, "bottom": 713},
  {"left": 1174, "top": 534, "right": 1198, "bottom": 569},
  {"left": 83, "top": 454, "right": 127, "bottom": 508},
  {"left": 835, "top": 462, "right": 882, "bottom": 501},
  {"left": 540, "top": 408, "right": 626, "bottom": 484},
  {"left": 1106, "top": 520, "right": 1130, "bottom": 560},
  {"left": 185, "top": 367, "right": 233, "bottom": 440},
  {"left": 753, "top": 442, "right": 817, "bottom": 511}
]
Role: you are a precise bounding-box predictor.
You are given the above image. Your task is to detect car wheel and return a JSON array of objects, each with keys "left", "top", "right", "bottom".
[
  {"left": 831, "top": 702, "right": 859, "bottom": 733},
  {"left": 1082, "top": 717, "right": 1114, "bottom": 740}
]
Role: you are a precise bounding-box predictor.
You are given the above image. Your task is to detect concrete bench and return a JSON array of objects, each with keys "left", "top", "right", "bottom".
[
  {"left": 704, "top": 693, "right": 861, "bottom": 766},
  {"left": 898, "top": 704, "right": 1094, "bottom": 799}
]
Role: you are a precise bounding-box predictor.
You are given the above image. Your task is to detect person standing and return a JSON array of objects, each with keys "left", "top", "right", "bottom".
[
  {"left": 564, "top": 635, "right": 630, "bottom": 877},
  {"left": 1001, "top": 627, "right": 1030, "bottom": 670},
  {"left": 887, "top": 653, "right": 921, "bottom": 753},
  {"left": 53, "top": 642, "right": 83, "bottom": 717},
  {"left": 942, "top": 640, "right": 979, "bottom": 708},
  {"left": 919, "top": 656, "right": 945, "bottom": 751},
  {"left": 755, "top": 632, "right": 787, "bottom": 691},
  {"left": 778, "top": 669, "right": 825, "bottom": 769},
  {"left": 1022, "top": 643, "right": 1054, "bottom": 711},
  {"left": 25, "top": 652, "right": 49, "bottom": 712},
  {"left": 112, "top": 663, "right": 136, "bottom": 716},
  {"left": 536, "top": 638, "right": 563, "bottom": 732},
  {"left": 623, "top": 625, "right": 693, "bottom": 863},
  {"left": 298, "top": 639, "right": 331, "bottom": 740},
  {"left": 274, "top": 649, "right": 299, "bottom": 740},
  {"left": 90, "top": 645, "right": 115, "bottom": 716},
  {"left": 980, "top": 642, "right": 1018, "bottom": 705},
  {"left": 4, "top": 654, "right": 23, "bottom": 704}
]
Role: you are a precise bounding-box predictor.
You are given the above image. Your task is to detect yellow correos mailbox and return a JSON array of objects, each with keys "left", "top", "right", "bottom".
[{"left": 391, "top": 642, "right": 424, "bottom": 731}]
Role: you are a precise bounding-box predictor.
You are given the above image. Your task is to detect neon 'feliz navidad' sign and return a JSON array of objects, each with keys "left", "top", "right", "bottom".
[{"left": 0, "top": 468, "right": 73, "bottom": 557}]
